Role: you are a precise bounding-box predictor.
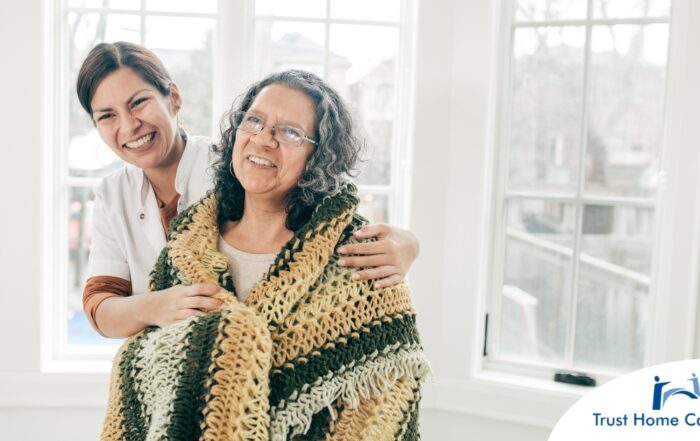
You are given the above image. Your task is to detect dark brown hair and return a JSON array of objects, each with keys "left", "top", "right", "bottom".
[{"left": 76, "top": 41, "right": 173, "bottom": 115}]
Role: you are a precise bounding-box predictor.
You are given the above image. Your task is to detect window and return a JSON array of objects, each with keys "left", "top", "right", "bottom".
[
  {"left": 487, "top": 0, "right": 672, "bottom": 377},
  {"left": 44, "top": 0, "right": 413, "bottom": 366}
]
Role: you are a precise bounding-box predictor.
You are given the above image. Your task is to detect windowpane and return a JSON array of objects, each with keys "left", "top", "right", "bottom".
[
  {"left": 500, "top": 240, "right": 572, "bottom": 364},
  {"left": 508, "top": 26, "right": 585, "bottom": 193},
  {"left": 330, "top": 25, "right": 399, "bottom": 186},
  {"left": 146, "top": 0, "right": 217, "bottom": 14},
  {"left": 66, "top": 186, "right": 122, "bottom": 346},
  {"left": 330, "top": 0, "right": 401, "bottom": 21},
  {"left": 593, "top": 0, "right": 671, "bottom": 18},
  {"left": 574, "top": 265, "right": 647, "bottom": 372},
  {"left": 69, "top": 0, "right": 140, "bottom": 9},
  {"left": 498, "top": 199, "right": 576, "bottom": 364},
  {"left": 254, "top": 21, "right": 326, "bottom": 78},
  {"left": 357, "top": 193, "right": 389, "bottom": 224},
  {"left": 68, "top": 129, "right": 123, "bottom": 178},
  {"left": 586, "top": 24, "right": 669, "bottom": 198},
  {"left": 507, "top": 198, "right": 576, "bottom": 242},
  {"left": 581, "top": 204, "right": 654, "bottom": 274},
  {"left": 68, "top": 12, "right": 140, "bottom": 57},
  {"left": 515, "top": 0, "right": 587, "bottom": 21},
  {"left": 255, "top": 0, "right": 327, "bottom": 18},
  {"left": 146, "top": 17, "right": 215, "bottom": 137},
  {"left": 145, "top": 17, "right": 215, "bottom": 50}
]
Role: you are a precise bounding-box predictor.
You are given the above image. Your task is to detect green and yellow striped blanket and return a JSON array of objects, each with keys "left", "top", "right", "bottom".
[{"left": 100, "top": 184, "right": 429, "bottom": 440}]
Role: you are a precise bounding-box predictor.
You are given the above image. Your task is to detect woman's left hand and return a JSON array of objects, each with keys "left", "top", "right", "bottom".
[{"left": 337, "top": 224, "right": 420, "bottom": 288}]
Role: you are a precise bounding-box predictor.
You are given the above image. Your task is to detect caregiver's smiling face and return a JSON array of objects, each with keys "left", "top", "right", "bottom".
[{"left": 90, "top": 67, "right": 184, "bottom": 172}]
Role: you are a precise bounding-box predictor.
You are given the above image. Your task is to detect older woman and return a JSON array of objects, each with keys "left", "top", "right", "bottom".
[
  {"left": 77, "top": 42, "right": 420, "bottom": 338},
  {"left": 100, "top": 70, "right": 428, "bottom": 440}
]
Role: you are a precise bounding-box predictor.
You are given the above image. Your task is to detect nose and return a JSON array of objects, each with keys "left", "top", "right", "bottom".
[
  {"left": 122, "top": 111, "right": 142, "bottom": 134},
  {"left": 252, "top": 125, "right": 279, "bottom": 149}
]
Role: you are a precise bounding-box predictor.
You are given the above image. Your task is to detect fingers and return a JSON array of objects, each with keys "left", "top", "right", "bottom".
[
  {"left": 338, "top": 240, "right": 390, "bottom": 256},
  {"left": 351, "top": 265, "right": 400, "bottom": 282},
  {"left": 374, "top": 273, "right": 404, "bottom": 289},
  {"left": 186, "top": 295, "right": 223, "bottom": 312},
  {"left": 187, "top": 283, "right": 223, "bottom": 296},
  {"left": 338, "top": 254, "right": 387, "bottom": 268},
  {"left": 352, "top": 223, "right": 389, "bottom": 240}
]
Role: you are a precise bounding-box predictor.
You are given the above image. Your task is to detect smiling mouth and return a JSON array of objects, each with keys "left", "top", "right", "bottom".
[
  {"left": 124, "top": 132, "right": 155, "bottom": 149},
  {"left": 247, "top": 154, "right": 276, "bottom": 168}
]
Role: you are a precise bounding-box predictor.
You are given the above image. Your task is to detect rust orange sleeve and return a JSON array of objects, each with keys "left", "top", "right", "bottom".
[{"left": 82, "top": 276, "right": 133, "bottom": 336}]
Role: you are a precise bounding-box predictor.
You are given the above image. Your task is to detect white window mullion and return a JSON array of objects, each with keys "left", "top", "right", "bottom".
[
  {"left": 216, "top": 0, "right": 254, "bottom": 126},
  {"left": 505, "top": 192, "right": 656, "bottom": 208},
  {"left": 66, "top": 7, "right": 217, "bottom": 19},
  {"left": 393, "top": 0, "right": 417, "bottom": 228},
  {"left": 513, "top": 16, "right": 670, "bottom": 27},
  {"left": 485, "top": 0, "right": 517, "bottom": 363},
  {"left": 253, "top": 15, "right": 399, "bottom": 27},
  {"left": 322, "top": 0, "right": 331, "bottom": 79},
  {"left": 139, "top": 0, "right": 145, "bottom": 45},
  {"left": 562, "top": 0, "right": 594, "bottom": 369}
]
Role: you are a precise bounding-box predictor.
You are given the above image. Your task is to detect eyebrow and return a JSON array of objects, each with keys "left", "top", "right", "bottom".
[
  {"left": 92, "top": 89, "right": 152, "bottom": 114},
  {"left": 248, "top": 109, "right": 309, "bottom": 130}
]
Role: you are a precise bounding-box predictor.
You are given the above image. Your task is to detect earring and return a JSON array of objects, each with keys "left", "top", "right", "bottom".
[{"left": 229, "top": 160, "right": 235, "bottom": 178}]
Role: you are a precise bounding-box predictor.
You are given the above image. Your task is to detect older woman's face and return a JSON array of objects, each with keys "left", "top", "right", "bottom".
[{"left": 232, "top": 84, "right": 316, "bottom": 204}]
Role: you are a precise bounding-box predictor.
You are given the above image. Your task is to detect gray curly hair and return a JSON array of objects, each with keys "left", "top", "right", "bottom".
[{"left": 213, "top": 70, "right": 365, "bottom": 230}]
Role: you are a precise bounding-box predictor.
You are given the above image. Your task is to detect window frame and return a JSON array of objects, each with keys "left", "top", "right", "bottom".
[
  {"left": 485, "top": 0, "right": 674, "bottom": 381},
  {"left": 40, "top": 0, "right": 416, "bottom": 372}
]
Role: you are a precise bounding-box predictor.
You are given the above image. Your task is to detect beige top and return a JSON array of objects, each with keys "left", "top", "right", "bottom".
[{"left": 217, "top": 235, "right": 277, "bottom": 302}]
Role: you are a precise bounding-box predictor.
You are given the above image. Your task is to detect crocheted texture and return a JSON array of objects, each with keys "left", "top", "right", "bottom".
[{"left": 100, "top": 183, "right": 429, "bottom": 441}]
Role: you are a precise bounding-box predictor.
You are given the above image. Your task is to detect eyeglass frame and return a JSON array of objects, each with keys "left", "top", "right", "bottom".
[{"left": 233, "top": 110, "right": 318, "bottom": 147}]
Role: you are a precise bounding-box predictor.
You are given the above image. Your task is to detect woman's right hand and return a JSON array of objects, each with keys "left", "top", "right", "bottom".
[{"left": 142, "top": 283, "right": 224, "bottom": 328}]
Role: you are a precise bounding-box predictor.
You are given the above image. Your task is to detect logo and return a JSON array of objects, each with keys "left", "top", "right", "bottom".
[
  {"left": 550, "top": 360, "right": 700, "bottom": 440},
  {"left": 653, "top": 374, "right": 700, "bottom": 410}
]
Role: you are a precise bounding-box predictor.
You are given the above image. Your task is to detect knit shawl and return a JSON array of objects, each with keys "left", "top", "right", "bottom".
[{"left": 100, "top": 183, "right": 429, "bottom": 441}]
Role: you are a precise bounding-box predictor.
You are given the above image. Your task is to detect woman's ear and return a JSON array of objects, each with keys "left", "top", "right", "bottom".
[{"left": 169, "top": 82, "right": 183, "bottom": 114}]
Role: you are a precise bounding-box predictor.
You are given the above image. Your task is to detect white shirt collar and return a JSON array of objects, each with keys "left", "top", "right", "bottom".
[{"left": 131, "top": 131, "right": 195, "bottom": 209}]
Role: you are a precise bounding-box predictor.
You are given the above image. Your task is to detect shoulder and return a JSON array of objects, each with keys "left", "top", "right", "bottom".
[
  {"left": 335, "top": 213, "right": 369, "bottom": 246},
  {"left": 93, "top": 163, "right": 142, "bottom": 202}
]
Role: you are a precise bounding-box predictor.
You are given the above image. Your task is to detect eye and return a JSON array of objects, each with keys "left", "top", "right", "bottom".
[
  {"left": 95, "top": 113, "right": 114, "bottom": 123},
  {"left": 130, "top": 97, "right": 148, "bottom": 108},
  {"left": 244, "top": 114, "right": 263, "bottom": 126},
  {"left": 279, "top": 126, "right": 303, "bottom": 141}
]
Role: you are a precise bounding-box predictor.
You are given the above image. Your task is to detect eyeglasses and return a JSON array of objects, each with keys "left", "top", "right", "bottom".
[{"left": 234, "top": 111, "right": 317, "bottom": 147}]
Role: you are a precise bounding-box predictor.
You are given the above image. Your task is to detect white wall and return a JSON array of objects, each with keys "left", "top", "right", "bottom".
[
  {"left": 0, "top": 0, "right": 42, "bottom": 375},
  {"left": 0, "top": 0, "right": 553, "bottom": 439}
]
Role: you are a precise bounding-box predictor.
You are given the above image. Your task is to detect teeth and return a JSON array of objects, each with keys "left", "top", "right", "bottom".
[
  {"left": 248, "top": 155, "right": 274, "bottom": 167},
  {"left": 125, "top": 133, "right": 154, "bottom": 149}
]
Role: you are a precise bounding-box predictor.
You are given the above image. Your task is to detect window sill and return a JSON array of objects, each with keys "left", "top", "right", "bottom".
[
  {"left": 0, "top": 372, "right": 109, "bottom": 407},
  {"left": 422, "top": 368, "right": 591, "bottom": 429}
]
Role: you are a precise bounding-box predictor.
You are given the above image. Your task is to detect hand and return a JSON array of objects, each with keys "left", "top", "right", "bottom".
[
  {"left": 142, "top": 283, "right": 225, "bottom": 328},
  {"left": 337, "top": 224, "right": 420, "bottom": 288}
]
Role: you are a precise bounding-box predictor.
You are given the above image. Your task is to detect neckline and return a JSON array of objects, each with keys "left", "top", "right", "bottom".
[{"left": 218, "top": 235, "right": 277, "bottom": 261}]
